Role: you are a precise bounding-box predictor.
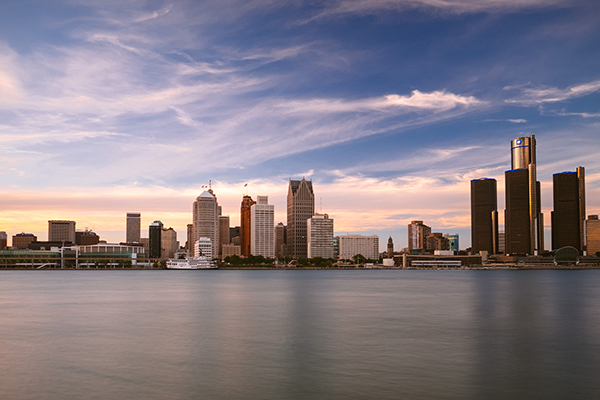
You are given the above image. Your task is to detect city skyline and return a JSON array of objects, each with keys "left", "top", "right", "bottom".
[{"left": 1, "top": 1, "right": 599, "bottom": 249}]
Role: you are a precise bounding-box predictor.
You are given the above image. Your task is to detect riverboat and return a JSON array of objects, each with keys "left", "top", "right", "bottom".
[{"left": 166, "top": 256, "right": 217, "bottom": 270}]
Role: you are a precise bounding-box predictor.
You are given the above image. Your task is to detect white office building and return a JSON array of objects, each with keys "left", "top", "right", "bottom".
[
  {"left": 338, "top": 234, "right": 379, "bottom": 260},
  {"left": 307, "top": 213, "right": 334, "bottom": 259},
  {"left": 194, "top": 237, "right": 213, "bottom": 259},
  {"left": 250, "top": 196, "right": 274, "bottom": 258}
]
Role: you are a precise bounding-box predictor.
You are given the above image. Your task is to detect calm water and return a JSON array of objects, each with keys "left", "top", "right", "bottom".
[{"left": 1, "top": 270, "right": 599, "bottom": 399}]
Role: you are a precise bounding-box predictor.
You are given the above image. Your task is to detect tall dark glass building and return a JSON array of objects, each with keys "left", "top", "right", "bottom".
[
  {"left": 149, "top": 220, "right": 163, "bottom": 259},
  {"left": 505, "top": 135, "right": 544, "bottom": 255},
  {"left": 551, "top": 166, "right": 585, "bottom": 251},
  {"left": 471, "top": 178, "right": 498, "bottom": 254}
]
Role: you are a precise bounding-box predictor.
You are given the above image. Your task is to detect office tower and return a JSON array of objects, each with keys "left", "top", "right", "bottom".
[
  {"left": 505, "top": 135, "right": 544, "bottom": 255},
  {"left": 194, "top": 237, "right": 213, "bottom": 259},
  {"left": 0, "top": 231, "right": 7, "bottom": 250},
  {"left": 193, "top": 190, "right": 219, "bottom": 257},
  {"left": 338, "top": 234, "right": 379, "bottom": 260},
  {"left": 551, "top": 167, "right": 585, "bottom": 251},
  {"left": 126, "top": 213, "right": 141, "bottom": 243},
  {"left": 587, "top": 215, "right": 600, "bottom": 255},
  {"left": 218, "top": 215, "right": 230, "bottom": 258},
  {"left": 186, "top": 224, "right": 193, "bottom": 254},
  {"left": 12, "top": 233, "right": 37, "bottom": 249},
  {"left": 76, "top": 230, "right": 100, "bottom": 245},
  {"left": 149, "top": 221, "right": 163, "bottom": 258},
  {"left": 307, "top": 213, "right": 334, "bottom": 259},
  {"left": 251, "top": 196, "right": 275, "bottom": 258},
  {"left": 48, "top": 220, "right": 76, "bottom": 243},
  {"left": 408, "top": 221, "right": 431, "bottom": 253},
  {"left": 287, "top": 178, "right": 315, "bottom": 259},
  {"left": 274, "top": 222, "right": 286, "bottom": 259},
  {"left": 471, "top": 178, "right": 498, "bottom": 254},
  {"left": 161, "top": 227, "right": 178, "bottom": 259},
  {"left": 387, "top": 237, "right": 394, "bottom": 258},
  {"left": 240, "top": 195, "right": 256, "bottom": 256}
]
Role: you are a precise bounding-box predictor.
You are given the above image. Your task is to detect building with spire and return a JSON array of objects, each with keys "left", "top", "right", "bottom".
[
  {"left": 552, "top": 167, "right": 585, "bottom": 252},
  {"left": 287, "top": 178, "right": 315, "bottom": 259},
  {"left": 387, "top": 237, "right": 394, "bottom": 258}
]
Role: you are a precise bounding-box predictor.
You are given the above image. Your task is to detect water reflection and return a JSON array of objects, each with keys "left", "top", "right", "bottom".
[{"left": 0, "top": 270, "right": 599, "bottom": 399}]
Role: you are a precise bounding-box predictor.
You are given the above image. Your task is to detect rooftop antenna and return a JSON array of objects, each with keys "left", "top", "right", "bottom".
[{"left": 320, "top": 197, "right": 322, "bottom": 213}]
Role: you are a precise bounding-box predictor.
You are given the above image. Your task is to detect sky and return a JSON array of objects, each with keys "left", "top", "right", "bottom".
[{"left": 1, "top": 0, "right": 599, "bottom": 250}]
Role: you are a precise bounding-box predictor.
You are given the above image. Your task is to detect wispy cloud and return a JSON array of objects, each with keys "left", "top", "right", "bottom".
[
  {"left": 505, "top": 80, "right": 600, "bottom": 105},
  {"left": 301, "top": 0, "right": 568, "bottom": 22}
]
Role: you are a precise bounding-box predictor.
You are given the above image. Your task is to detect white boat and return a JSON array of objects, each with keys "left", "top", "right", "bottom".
[{"left": 166, "top": 256, "right": 217, "bottom": 270}]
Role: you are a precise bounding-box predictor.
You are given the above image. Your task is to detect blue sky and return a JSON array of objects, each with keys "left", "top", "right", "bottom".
[{"left": 1, "top": 0, "right": 599, "bottom": 249}]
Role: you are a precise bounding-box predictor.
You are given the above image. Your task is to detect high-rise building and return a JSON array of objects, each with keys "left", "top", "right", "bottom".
[
  {"left": 287, "top": 178, "right": 315, "bottom": 259},
  {"left": 0, "top": 231, "right": 7, "bottom": 250},
  {"left": 471, "top": 178, "right": 498, "bottom": 254},
  {"left": 240, "top": 195, "right": 256, "bottom": 256},
  {"left": 587, "top": 215, "right": 600, "bottom": 255},
  {"left": 149, "top": 220, "right": 163, "bottom": 259},
  {"left": 274, "top": 223, "right": 287, "bottom": 259},
  {"left": 551, "top": 167, "right": 585, "bottom": 251},
  {"left": 387, "top": 237, "right": 394, "bottom": 258},
  {"left": 251, "top": 196, "right": 274, "bottom": 258},
  {"left": 186, "top": 224, "right": 193, "bottom": 255},
  {"left": 161, "top": 227, "right": 178, "bottom": 259},
  {"left": 307, "top": 213, "right": 334, "bottom": 259},
  {"left": 338, "top": 234, "right": 379, "bottom": 260},
  {"left": 408, "top": 221, "right": 431, "bottom": 253},
  {"left": 126, "top": 213, "right": 141, "bottom": 243},
  {"left": 48, "top": 220, "right": 76, "bottom": 243},
  {"left": 193, "top": 191, "right": 219, "bottom": 257},
  {"left": 505, "top": 135, "right": 544, "bottom": 255},
  {"left": 218, "top": 215, "right": 230, "bottom": 258}
]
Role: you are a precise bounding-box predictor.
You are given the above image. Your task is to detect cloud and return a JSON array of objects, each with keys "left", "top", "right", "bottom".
[
  {"left": 505, "top": 80, "right": 600, "bottom": 105},
  {"left": 134, "top": 4, "right": 173, "bottom": 23},
  {"left": 301, "top": 0, "right": 568, "bottom": 22}
]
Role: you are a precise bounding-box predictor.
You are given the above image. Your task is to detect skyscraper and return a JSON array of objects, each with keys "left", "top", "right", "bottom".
[
  {"left": 193, "top": 190, "right": 219, "bottom": 258},
  {"left": 505, "top": 135, "right": 543, "bottom": 255},
  {"left": 218, "top": 215, "right": 230, "bottom": 259},
  {"left": 126, "top": 212, "right": 141, "bottom": 243},
  {"left": 48, "top": 220, "right": 76, "bottom": 243},
  {"left": 287, "top": 178, "right": 315, "bottom": 259},
  {"left": 408, "top": 220, "right": 430, "bottom": 253},
  {"left": 307, "top": 213, "right": 334, "bottom": 259},
  {"left": 149, "top": 220, "right": 163, "bottom": 259},
  {"left": 387, "top": 237, "right": 394, "bottom": 258},
  {"left": 551, "top": 167, "right": 585, "bottom": 251},
  {"left": 251, "top": 196, "right": 274, "bottom": 258},
  {"left": 471, "top": 178, "right": 498, "bottom": 254},
  {"left": 161, "top": 227, "right": 178, "bottom": 259},
  {"left": 240, "top": 195, "right": 256, "bottom": 256},
  {"left": 274, "top": 222, "right": 287, "bottom": 259}
]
